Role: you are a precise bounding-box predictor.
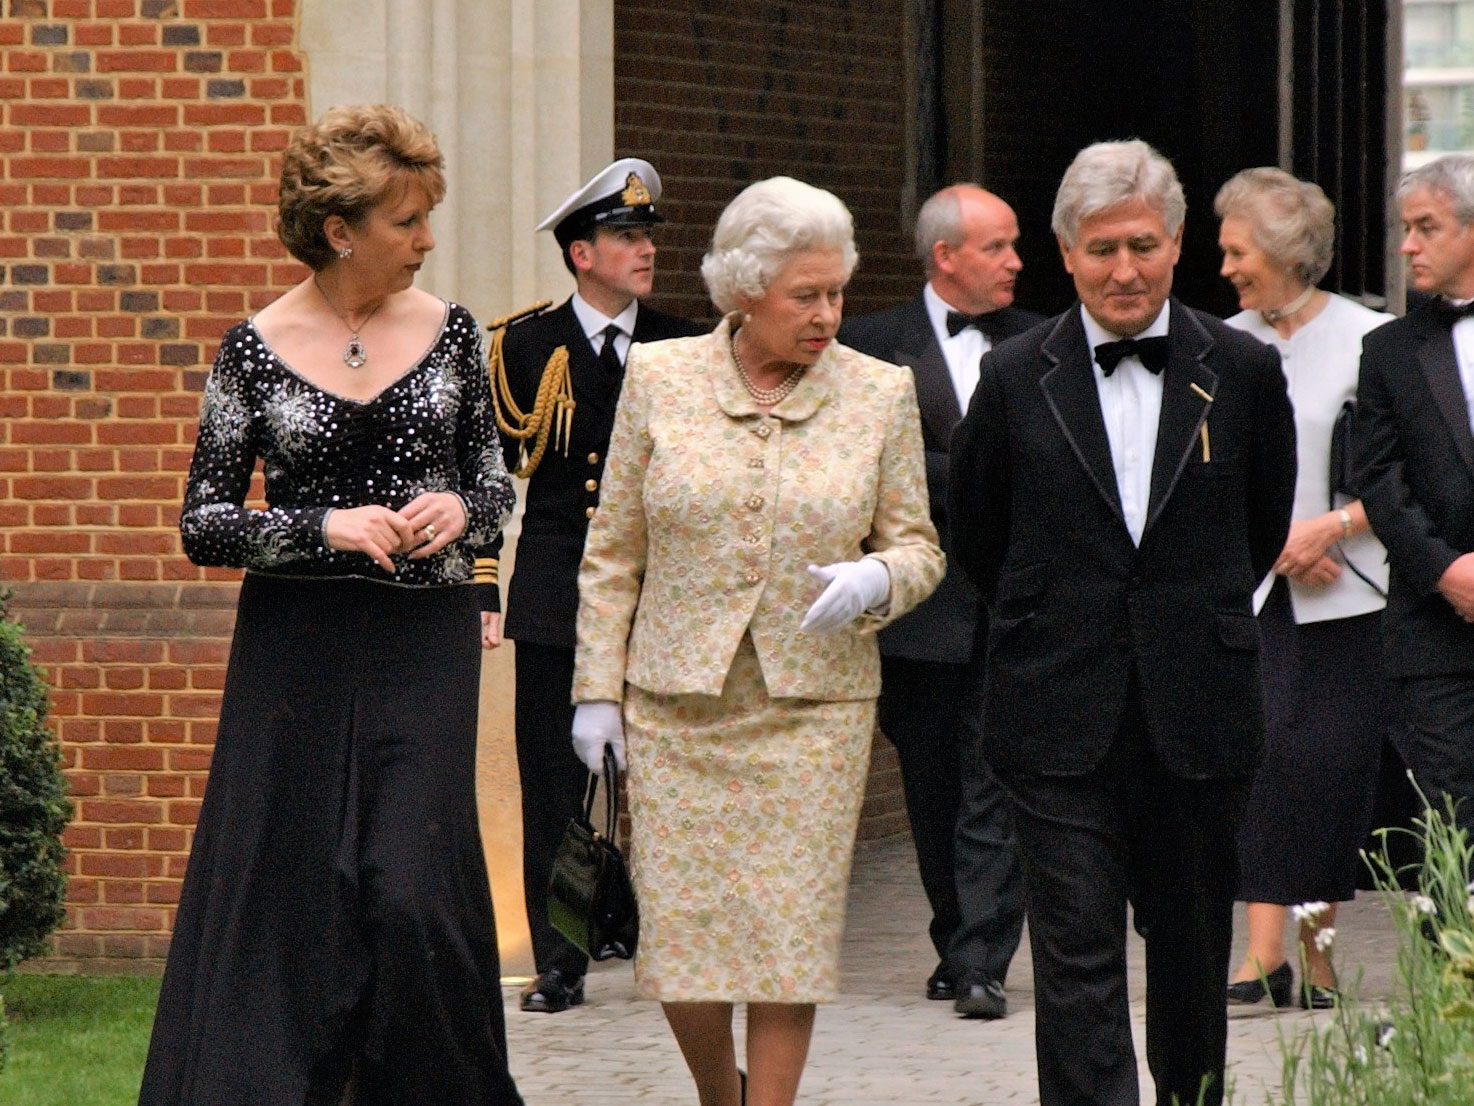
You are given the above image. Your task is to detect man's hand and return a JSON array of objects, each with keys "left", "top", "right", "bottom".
[
  {"left": 1439, "top": 553, "right": 1474, "bottom": 622},
  {"left": 481, "top": 611, "right": 502, "bottom": 649}
]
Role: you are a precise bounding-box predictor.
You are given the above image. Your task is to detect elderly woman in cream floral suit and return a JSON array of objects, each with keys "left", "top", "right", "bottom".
[{"left": 571, "top": 177, "right": 944, "bottom": 1106}]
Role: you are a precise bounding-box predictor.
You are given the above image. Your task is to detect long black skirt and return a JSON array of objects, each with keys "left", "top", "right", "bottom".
[
  {"left": 138, "top": 574, "right": 522, "bottom": 1106},
  {"left": 1236, "top": 580, "right": 1387, "bottom": 905}
]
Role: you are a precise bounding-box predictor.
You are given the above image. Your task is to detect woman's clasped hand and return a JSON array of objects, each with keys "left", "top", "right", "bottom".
[{"left": 323, "top": 491, "right": 469, "bottom": 571}]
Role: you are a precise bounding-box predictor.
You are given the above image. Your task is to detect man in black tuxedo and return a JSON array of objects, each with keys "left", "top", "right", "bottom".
[
  {"left": 838, "top": 184, "right": 1039, "bottom": 1018},
  {"left": 949, "top": 141, "right": 1296, "bottom": 1106},
  {"left": 1356, "top": 154, "right": 1474, "bottom": 839},
  {"left": 484, "top": 158, "right": 704, "bottom": 1014}
]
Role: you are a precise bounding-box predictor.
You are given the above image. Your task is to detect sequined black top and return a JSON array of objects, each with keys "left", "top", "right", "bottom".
[{"left": 180, "top": 302, "right": 513, "bottom": 601}]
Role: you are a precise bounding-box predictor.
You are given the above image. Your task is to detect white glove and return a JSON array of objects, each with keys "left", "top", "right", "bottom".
[
  {"left": 571, "top": 700, "right": 626, "bottom": 774},
  {"left": 800, "top": 558, "right": 891, "bottom": 634}
]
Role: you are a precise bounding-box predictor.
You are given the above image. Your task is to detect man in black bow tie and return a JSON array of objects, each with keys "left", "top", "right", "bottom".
[
  {"left": 1356, "top": 154, "right": 1474, "bottom": 842},
  {"left": 949, "top": 141, "right": 1295, "bottom": 1106},
  {"left": 838, "top": 184, "right": 1041, "bottom": 1019}
]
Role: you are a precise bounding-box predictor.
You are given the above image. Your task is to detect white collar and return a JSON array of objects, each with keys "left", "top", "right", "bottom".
[{"left": 571, "top": 293, "right": 638, "bottom": 341}]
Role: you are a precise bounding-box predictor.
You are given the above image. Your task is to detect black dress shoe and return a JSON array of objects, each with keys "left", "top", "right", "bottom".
[
  {"left": 953, "top": 974, "right": 1007, "bottom": 1019},
  {"left": 519, "top": 968, "right": 586, "bottom": 1013},
  {"left": 1226, "top": 961, "right": 1292, "bottom": 1007},
  {"left": 925, "top": 965, "right": 956, "bottom": 1001},
  {"left": 1300, "top": 982, "right": 1338, "bottom": 1010}
]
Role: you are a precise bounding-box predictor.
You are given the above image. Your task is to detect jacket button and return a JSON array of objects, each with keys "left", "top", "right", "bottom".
[
  {"left": 585, "top": 479, "right": 598, "bottom": 491},
  {"left": 748, "top": 457, "right": 764, "bottom": 469},
  {"left": 587, "top": 452, "right": 599, "bottom": 464},
  {"left": 754, "top": 424, "right": 771, "bottom": 438},
  {"left": 585, "top": 506, "right": 596, "bottom": 519},
  {"left": 745, "top": 572, "right": 761, "bottom": 585},
  {"left": 747, "top": 495, "right": 764, "bottom": 510}
]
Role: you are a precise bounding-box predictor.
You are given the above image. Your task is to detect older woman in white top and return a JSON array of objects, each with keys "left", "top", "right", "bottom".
[{"left": 1216, "top": 167, "right": 1393, "bottom": 1010}]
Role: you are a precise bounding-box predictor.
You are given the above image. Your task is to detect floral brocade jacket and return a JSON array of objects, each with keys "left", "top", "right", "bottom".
[{"left": 572, "top": 314, "right": 945, "bottom": 703}]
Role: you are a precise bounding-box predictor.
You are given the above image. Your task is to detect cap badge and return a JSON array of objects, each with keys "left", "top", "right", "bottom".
[{"left": 621, "top": 172, "right": 653, "bottom": 207}]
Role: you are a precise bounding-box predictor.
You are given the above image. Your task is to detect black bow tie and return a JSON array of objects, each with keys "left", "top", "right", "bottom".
[
  {"left": 1094, "top": 335, "right": 1169, "bottom": 376},
  {"left": 945, "top": 310, "right": 998, "bottom": 339},
  {"left": 1434, "top": 298, "right": 1474, "bottom": 328}
]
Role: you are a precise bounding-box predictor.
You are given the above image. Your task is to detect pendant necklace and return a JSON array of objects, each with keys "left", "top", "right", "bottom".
[
  {"left": 732, "top": 331, "right": 804, "bottom": 405},
  {"left": 314, "top": 275, "right": 384, "bottom": 368}
]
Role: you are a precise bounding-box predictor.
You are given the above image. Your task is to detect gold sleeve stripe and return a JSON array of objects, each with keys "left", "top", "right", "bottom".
[{"left": 473, "top": 558, "right": 499, "bottom": 585}]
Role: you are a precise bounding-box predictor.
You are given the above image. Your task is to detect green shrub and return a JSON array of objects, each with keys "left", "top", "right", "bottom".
[
  {"left": 1255, "top": 790, "right": 1474, "bottom": 1106},
  {"left": 0, "top": 590, "right": 72, "bottom": 1072}
]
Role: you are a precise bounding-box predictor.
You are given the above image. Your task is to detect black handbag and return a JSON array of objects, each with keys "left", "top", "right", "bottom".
[
  {"left": 547, "top": 745, "right": 639, "bottom": 961},
  {"left": 1328, "top": 397, "right": 1387, "bottom": 598}
]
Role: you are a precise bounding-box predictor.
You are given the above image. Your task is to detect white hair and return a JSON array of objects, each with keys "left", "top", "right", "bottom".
[
  {"left": 1214, "top": 167, "right": 1335, "bottom": 286},
  {"left": 1398, "top": 154, "right": 1474, "bottom": 225},
  {"left": 701, "top": 177, "right": 858, "bottom": 313},
  {"left": 1051, "top": 139, "right": 1186, "bottom": 247},
  {"left": 913, "top": 185, "right": 975, "bottom": 275}
]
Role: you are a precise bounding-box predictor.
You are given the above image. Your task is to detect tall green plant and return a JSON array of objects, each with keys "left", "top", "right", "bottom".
[
  {"left": 0, "top": 590, "right": 72, "bottom": 1072},
  {"left": 1254, "top": 792, "right": 1474, "bottom": 1106}
]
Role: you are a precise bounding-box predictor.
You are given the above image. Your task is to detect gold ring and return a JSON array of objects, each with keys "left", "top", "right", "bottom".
[{"left": 423, "top": 523, "right": 438, "bottom": 541}]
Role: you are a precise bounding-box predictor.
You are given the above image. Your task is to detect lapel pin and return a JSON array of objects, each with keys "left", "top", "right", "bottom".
[
  {"left": 1190, "top": 382, "right": 1213, "bottom": 403},
  {"left": 1200, "top": 422, "right": 1211, "bottom": 463}
]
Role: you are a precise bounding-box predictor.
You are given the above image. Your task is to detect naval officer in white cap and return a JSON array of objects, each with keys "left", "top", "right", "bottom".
[{"left": 484, "top": 158, "right": 703, "bottom": 1014}]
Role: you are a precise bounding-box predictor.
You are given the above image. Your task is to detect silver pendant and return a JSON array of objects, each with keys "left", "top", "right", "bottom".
[{"left": 343, "top": 337, "right": 367, "bottom": 368}]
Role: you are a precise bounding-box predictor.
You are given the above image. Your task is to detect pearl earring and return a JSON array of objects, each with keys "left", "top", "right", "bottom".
[{"left": 339, "top": 246, "right": 353, "bottom": 260}]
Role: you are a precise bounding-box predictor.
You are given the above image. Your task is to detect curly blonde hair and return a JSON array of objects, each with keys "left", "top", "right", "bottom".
[{"left": 277, "top": 104, "right": 446, "bottom": 270}]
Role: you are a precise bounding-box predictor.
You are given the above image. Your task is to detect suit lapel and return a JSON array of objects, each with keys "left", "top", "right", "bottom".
[
  {"left": 1039, "top": 309, "right": 1125, "bottom": 525},
  {"left": 1145, "top": 301, "right": 1218, "bottom": 533},
  {"left": 890, "top": 297, "right": 961, "bottom": 448},
  {"left": 1414, "top": 314, "right": 1474, "bottom": 477}
]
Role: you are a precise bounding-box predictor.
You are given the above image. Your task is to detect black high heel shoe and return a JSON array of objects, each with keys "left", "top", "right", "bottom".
[
  {"left": 1226, "top": 961, "right": 1293, "bottom": 1006},
  {"left": 1300, "top": 982, "right": 1338, "bottom": 1010}
]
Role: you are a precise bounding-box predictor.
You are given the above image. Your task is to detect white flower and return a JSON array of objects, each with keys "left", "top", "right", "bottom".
[
  {"left": 1353, "top": 1045, "right": 1368, "bottom": 1065},
  {"left": 1292, "top": 901, "right": 1332, "bottom": 923},
  {"left": 1467, "top": 894, "right": 1474, "bottom": 919},
  {"left": 1410, "top": 894, "right": 1437, "bottom": 916},
  {"left": 1313, "top": 926, "right": 1336, "bottom": 952}
]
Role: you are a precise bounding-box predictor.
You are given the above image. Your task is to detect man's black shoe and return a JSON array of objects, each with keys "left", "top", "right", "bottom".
[
  {"left": 925, "top": 964, "right": 956, "bottom": 1001},
  {"left": 954, "top": 974, "right": 1007, "bottom": 1019},
  {"left": 519, "top": 968, "right": 586, "bottom": 1013}
]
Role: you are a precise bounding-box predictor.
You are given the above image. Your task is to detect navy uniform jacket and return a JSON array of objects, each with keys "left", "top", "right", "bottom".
[
  {"left": 839, "top": 297, "right": 1043, "bottom": 663},
  {"left": 490, "top": 297, "right": 705, "bottom": 648}
]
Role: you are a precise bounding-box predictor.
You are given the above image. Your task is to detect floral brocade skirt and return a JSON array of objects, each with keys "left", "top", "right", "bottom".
[{"left": 622, "top": 633, "right": 876, "bottom": 1003}]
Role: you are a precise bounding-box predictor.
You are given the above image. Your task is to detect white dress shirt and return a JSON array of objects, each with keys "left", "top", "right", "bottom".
[
  {"left": 1452, "top": 307, "right": 1474, "bottom": 436},
  {"left": 1082, "top": 304, "right": 1168, "bottom": 546},
  {"left": 571, "top": 293, "right": 638, "bottom": 364},
  {"left": 923, "top": 283, "right": 993, "bottom": 411}
]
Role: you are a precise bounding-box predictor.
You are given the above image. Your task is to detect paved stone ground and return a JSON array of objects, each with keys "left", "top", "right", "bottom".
[{"left": 503, "top": 835, "right": 1406, "bottom": 1105}]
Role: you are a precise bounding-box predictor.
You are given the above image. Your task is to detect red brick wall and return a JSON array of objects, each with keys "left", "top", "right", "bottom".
[{"left": 1, "top": 0, "right": 306, "bottom": 969}]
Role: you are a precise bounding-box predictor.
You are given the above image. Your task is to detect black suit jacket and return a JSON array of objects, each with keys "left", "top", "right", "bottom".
[
  {"left": 494, "top": 298, "right": 705, "bottom": 647},
  {"left": 838, "top": 296, "right": 1043, "bottom": 663},
  {"left": 1355, "top": 302, "right": 1474, "bottom": 676},
  {"left": 948, "top": 299, "right": 1296, "bottom": 778}
]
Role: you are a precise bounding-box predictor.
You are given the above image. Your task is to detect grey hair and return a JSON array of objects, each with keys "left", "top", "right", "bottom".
[
  {"left": 1214, "top": 167, "right": 1335, "bottom": 286},
  {"left": 1398, "top": 154, "right": 1474, "bottom": 225},
  {"left": 701, "top": 177, "right": 858, "bottom": 313},
  {"left": 914, "top": 185, "right": 978, "bottom": 275},
  {"left": 1051, "top": 139, "right": 1186, "bottom": 247}
]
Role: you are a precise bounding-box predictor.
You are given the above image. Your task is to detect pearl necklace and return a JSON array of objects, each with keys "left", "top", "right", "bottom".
[
  {"left": 732, "top": 334, "right": 804, "bottom": 405},
  {"left": 314, "top": 275, "right": 385, "bottom": 368}
]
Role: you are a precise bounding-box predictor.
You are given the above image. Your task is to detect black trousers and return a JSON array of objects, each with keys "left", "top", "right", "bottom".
[
  {"left": 513, "top": 640, "right": 591, "bottom": 979},
  {"left": 1397, "top": 671, "right": 1474, "bottom": 838},
  {"left": 999, "top": 697, "right": 1248, "bottom": 1106},
  {"left": 877, "top": 655, "right": 1024, "bottom": 983}
]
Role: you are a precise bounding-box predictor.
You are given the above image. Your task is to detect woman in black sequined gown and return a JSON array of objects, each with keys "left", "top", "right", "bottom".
[{"left": 138, "top": 106, "right": 523, "bottom": 1106}]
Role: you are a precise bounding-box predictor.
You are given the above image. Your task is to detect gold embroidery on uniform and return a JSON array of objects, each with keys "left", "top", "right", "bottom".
[
  {"left": 487, "top": 301, "right": 576, "bottom": 478},
  {"left": 621, "top": 173, "right": 652, "bottom": 207}
]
